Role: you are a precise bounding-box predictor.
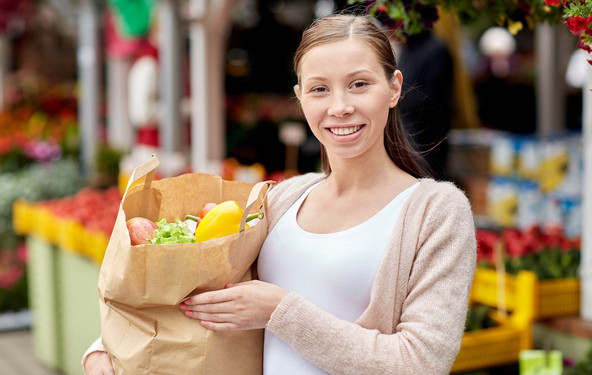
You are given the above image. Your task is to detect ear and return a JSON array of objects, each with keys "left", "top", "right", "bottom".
[
  {"left": 294, "top": 84, "right": 302, "bottom": 101},
  {"left": 389, "top": 70, "right": 403, "bottom": 108}
]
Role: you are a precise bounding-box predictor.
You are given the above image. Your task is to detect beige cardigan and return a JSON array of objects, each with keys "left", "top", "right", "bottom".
[
  {"left": 84, "top": 173, "right": 476, "bottom": 375},
  {"left": 264, "top": 173, "right": 477, "bottom": 375}
]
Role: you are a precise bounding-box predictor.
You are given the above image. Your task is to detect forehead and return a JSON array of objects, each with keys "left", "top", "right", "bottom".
[{"left": 298, "top": 38, "right": 382, "bottom": 79}]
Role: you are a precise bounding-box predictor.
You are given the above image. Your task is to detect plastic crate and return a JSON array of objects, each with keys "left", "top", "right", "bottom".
[
  {"left": 451, "top": 270, "right": 536, "bottom": 373},
  {"left": 56, "top": 219, "right": 84, "bottom": 253},
  {"left": 12, "top": 199, "right": 33, "bottom": 235},
  {"left": 471, "top": 268, "right": 580, "bottom": 319},
  {"left": 83, "top": 228, "right": 109, "bottom": 267},
  {"left": 536, "top": 277, "right": 580, "bottom": 318},
  {"left": 36, "top": 206, "right": 58, "bottom": 244}
]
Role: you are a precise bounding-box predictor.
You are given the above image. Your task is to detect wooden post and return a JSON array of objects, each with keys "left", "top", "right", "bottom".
[
  {"left": 107, "top": 57, "right": 133, "bottom": 151},
  {"left": 188, "top": 0, "right": 233, "bottom": 173},
  {"left": 580, "top": 64, "right": 592, "bottom": 321},
  {"left": 78, "top": 0, "right": 101, "bottom": 175},
  {"left": 0, "top": 33, "right": 8, "bottom": 110},
  {"left": 158, "top": 0, "right": 182, "bottom": 153}
]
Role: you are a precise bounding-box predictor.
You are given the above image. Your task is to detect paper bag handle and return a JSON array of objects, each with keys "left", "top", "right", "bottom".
[
  {"left": 122, "top": 154, "right": 159, "bottom": 204},
  {"left": 239, "top": 180, "right": 274, "bottom": 233}
]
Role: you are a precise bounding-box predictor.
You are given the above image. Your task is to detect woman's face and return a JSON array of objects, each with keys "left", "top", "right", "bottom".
[{"left": 295, "top": 38, "right": 402, "bottom": 164}]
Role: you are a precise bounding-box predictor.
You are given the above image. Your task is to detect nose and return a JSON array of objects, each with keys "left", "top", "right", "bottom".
[{"left": 327, "top": 93, "right": 354, "bottom": 117}]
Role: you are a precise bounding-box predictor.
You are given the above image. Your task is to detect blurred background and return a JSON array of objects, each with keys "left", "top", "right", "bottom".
[{"left": 0, "top": 0, "right": 591, "bottom": 374}]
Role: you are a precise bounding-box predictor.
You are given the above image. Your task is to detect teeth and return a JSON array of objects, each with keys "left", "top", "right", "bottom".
[{"left": 329, "top": 126, "right": 362, "bottom": 135}]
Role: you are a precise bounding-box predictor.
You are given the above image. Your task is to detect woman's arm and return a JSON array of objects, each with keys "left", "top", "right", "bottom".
[
  {"left": 82, "top": 337, "right": 114, "bottom": 375},
  {"left": 266, "top": 184, "right": 476, "bottom": 375},
  {"left": 183, "top": 181, "right": 476, "bottom": 375}
]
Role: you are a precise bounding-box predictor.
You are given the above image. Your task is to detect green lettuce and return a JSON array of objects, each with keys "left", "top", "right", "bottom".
[{"left": 149, "top": 218, "right": 196, "bottom": 244}]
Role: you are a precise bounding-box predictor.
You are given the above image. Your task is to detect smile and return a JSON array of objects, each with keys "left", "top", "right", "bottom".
[{"left": 328, "top": 125, "right": 363, "bottom": 136}]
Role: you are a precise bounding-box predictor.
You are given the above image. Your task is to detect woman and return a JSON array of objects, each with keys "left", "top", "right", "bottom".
[{"left": 84, "top": 14, "right": 476, "bottom": 375}]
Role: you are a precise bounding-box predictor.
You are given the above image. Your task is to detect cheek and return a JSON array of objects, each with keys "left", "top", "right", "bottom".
[
  {"left": 367, "top": 97, "right": 391, "bottom": 124},
  {"left": 300, "top": 100, "right": 323, "bottom": 125}
]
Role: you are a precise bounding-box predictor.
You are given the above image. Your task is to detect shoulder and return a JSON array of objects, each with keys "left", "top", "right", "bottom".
[
  {"left": 412, "top": 179, "right": 471, "bottom": 208},
  {"left": 268, "top": 172, "right": 325, "bottom": 203},
  {"left": 266, "top": 173, "right": 326, "bottom": 230},
  {"left": 406, "top": 179, "right": 474, "bottom": 228}
]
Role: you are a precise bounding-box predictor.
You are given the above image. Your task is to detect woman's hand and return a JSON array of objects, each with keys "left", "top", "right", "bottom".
[
  {"left": 180, "top": 280, "right": 288, "bottom": 331},
  {"left": 83, "top": 351, "right": 114, "bottom": 375}
]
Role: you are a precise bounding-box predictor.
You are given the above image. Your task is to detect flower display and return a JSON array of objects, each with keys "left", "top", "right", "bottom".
[
  {"left": 547, "top": 0, "right": 592, "bottom": 62},
  {"left": 351, "top": 0, "right": 591, "bottom": 61},
  {"left": 39, "top": 186, "right": 121, "bottom": 236},
  {"left": 0, "top": 244, "right": 28, "bottom": 312},
  {"left": 0, "top": 80, "right": 78, "bottom": 171},
  {"left": 0, "top": 0, "right": 35, "bottom": 33},
  {"left": 476, "top": 226, "right": 580, "bottom": 280}
]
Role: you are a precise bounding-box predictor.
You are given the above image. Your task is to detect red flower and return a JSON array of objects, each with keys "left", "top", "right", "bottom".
[
  {"left": 376, "top": 5, "right": 388, "bottom": 13},
  {"left": 578, "top": 41, "right": 592, "bottom": 53},
  {"left": 476, "top": 229, "right": 499, "bottom": 265},
  {"left": 565, "top": 16, "right": 589, "bottom": 35},
  {"left": 503, "top": 228, "right": 533, "bottom": 258},
  {"left": 544, "top": 0, "right": 559, "bottom": 5}
]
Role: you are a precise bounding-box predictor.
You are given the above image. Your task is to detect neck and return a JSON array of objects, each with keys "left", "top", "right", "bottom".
[{"left": 325, "top": 152, "right": 411, "bottom": 195}]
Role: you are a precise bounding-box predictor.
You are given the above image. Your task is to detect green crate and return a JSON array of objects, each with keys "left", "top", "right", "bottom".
[
  {"left": 26, "top": 235, "right": 62, "bottom": 371},
  {"left": 55, "top": 249, "right": 101, "bottom": 375}
]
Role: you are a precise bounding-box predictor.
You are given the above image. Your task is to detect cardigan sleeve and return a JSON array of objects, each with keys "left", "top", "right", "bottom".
[
  {"left": 81, "top": 336, "right": 106, "bottom": 372},
  {"left": 266, "top": 182, "right": 477, "bottom": 375}
]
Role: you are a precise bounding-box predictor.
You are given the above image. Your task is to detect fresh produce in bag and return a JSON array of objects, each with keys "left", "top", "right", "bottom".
[{"left": 98, "top": 155, "right": 273, "bottom": 374}]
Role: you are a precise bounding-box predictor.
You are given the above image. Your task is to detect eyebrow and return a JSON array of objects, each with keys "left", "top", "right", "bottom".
[{"left": 303, "top": 69, "right": 375, "bottom": 83}]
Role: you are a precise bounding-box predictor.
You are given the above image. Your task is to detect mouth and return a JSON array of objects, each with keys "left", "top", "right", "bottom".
[{"left": 327, "top": 125, "right": 364, "bottom": 136}]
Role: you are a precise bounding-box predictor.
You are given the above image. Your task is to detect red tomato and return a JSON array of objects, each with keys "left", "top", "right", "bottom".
[{"left": 200, "top": 202, "right": 218, "bottom": 219}]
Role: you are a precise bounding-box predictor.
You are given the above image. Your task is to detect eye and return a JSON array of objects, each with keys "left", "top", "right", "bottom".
[
  {"left": 351, "top": 80, "right": 369, "bottom": 89},
  {"left": 310, "top": 86, "right": 328, "bottom": 94}
]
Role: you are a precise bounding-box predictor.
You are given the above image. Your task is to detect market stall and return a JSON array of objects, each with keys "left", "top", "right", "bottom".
[{"left": 1, "top": 1, "right": 592, "bottom": 374}]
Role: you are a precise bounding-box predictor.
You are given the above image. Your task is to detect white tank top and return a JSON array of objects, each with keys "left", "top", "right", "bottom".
[{"left": 257, "top": 181, "right": 418, "bottom": 374}]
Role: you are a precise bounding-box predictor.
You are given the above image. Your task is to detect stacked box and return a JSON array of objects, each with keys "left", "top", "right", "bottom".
[
  {"left": 486, "top": 132, "right": 582, "bottom": 237},
  {"left": 451, "top": 269, "right": 536, "bottom": 373}
]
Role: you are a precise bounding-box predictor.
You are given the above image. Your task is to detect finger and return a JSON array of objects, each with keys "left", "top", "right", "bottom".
[
  {"left": 183, "top": 309, "right": 234, "bottom": 322},
  {"left": 181, "top": 298, "right": 235, "bottom": 313},
  {"left": 183, "top": 289, "right": 234, "bottom": 306},
  {"left": 200, "top": 320, "right": 241, "bottom": 332}
]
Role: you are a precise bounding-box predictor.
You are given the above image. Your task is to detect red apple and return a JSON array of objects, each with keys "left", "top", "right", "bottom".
[
  {"left": 200, "top": 202, "right": 218, "bottom": 219},
  {"left": 126, "top": 217, "right": 158, "bottom": 245}
]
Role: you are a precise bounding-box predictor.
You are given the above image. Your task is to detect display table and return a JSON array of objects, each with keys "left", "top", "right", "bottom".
[
  {"left": 13, "top": 193, "right": 115, "bottom": 375},
  {"left": 27, "top": 235, "right": 101, "bottom": 375}
]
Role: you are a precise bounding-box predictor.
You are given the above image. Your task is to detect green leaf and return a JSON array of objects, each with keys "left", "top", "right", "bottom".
[{"left": 149, "top": 218, "right": 197, "bottom": 245}]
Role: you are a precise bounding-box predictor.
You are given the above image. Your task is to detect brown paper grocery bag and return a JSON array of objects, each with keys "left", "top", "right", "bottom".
[{"left": 98, "top": 155, "right": 273, "bottom": 374}]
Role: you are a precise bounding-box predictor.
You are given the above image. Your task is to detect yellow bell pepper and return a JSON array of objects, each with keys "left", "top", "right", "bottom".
[{"left": 190, "top": 201, "right": 263, "bottom": 242}]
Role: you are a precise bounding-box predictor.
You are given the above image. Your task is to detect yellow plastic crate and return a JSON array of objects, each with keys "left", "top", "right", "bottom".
[
  {"left": 452, "top": 325, "right": 525, "bottom": 373},
  {"left": 12, "top": 199, "right": 34, "bottom": 235},
  {"left": 14, "top": 201, "right": 109, "bottom": 265},
  {"left": 83, "top": 228, "right": 109, "bottom": 267},
  {"left": 35, "top": 206, "right": 59, "bottom": 244},
  {"left": 471, "top": 268, "right": 580, "bottom": 319},
  {"left": 536, "top": 277, "right": 580, "bottom": 318},
  {"left": 451, "top": 270, "right": 536, "bottom": 373},
  {"left": 56, "top": 218, "right": 84, "bottom": 252}
]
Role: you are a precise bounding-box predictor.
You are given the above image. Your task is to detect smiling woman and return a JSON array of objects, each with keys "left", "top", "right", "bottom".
[
  {"left": 83, "top": 13, "right": 476, "bottom": 375},
  {"left": 293, "top": 38, "right": 400, "bottom": 169}
]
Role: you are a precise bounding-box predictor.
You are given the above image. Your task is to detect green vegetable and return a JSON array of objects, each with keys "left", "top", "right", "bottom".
[
  {"left": 149, "top": 218, "right": 197, "bottom": 245},
  {"left": 465, "top": 304, "right": 497, "bottom": 332}
]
